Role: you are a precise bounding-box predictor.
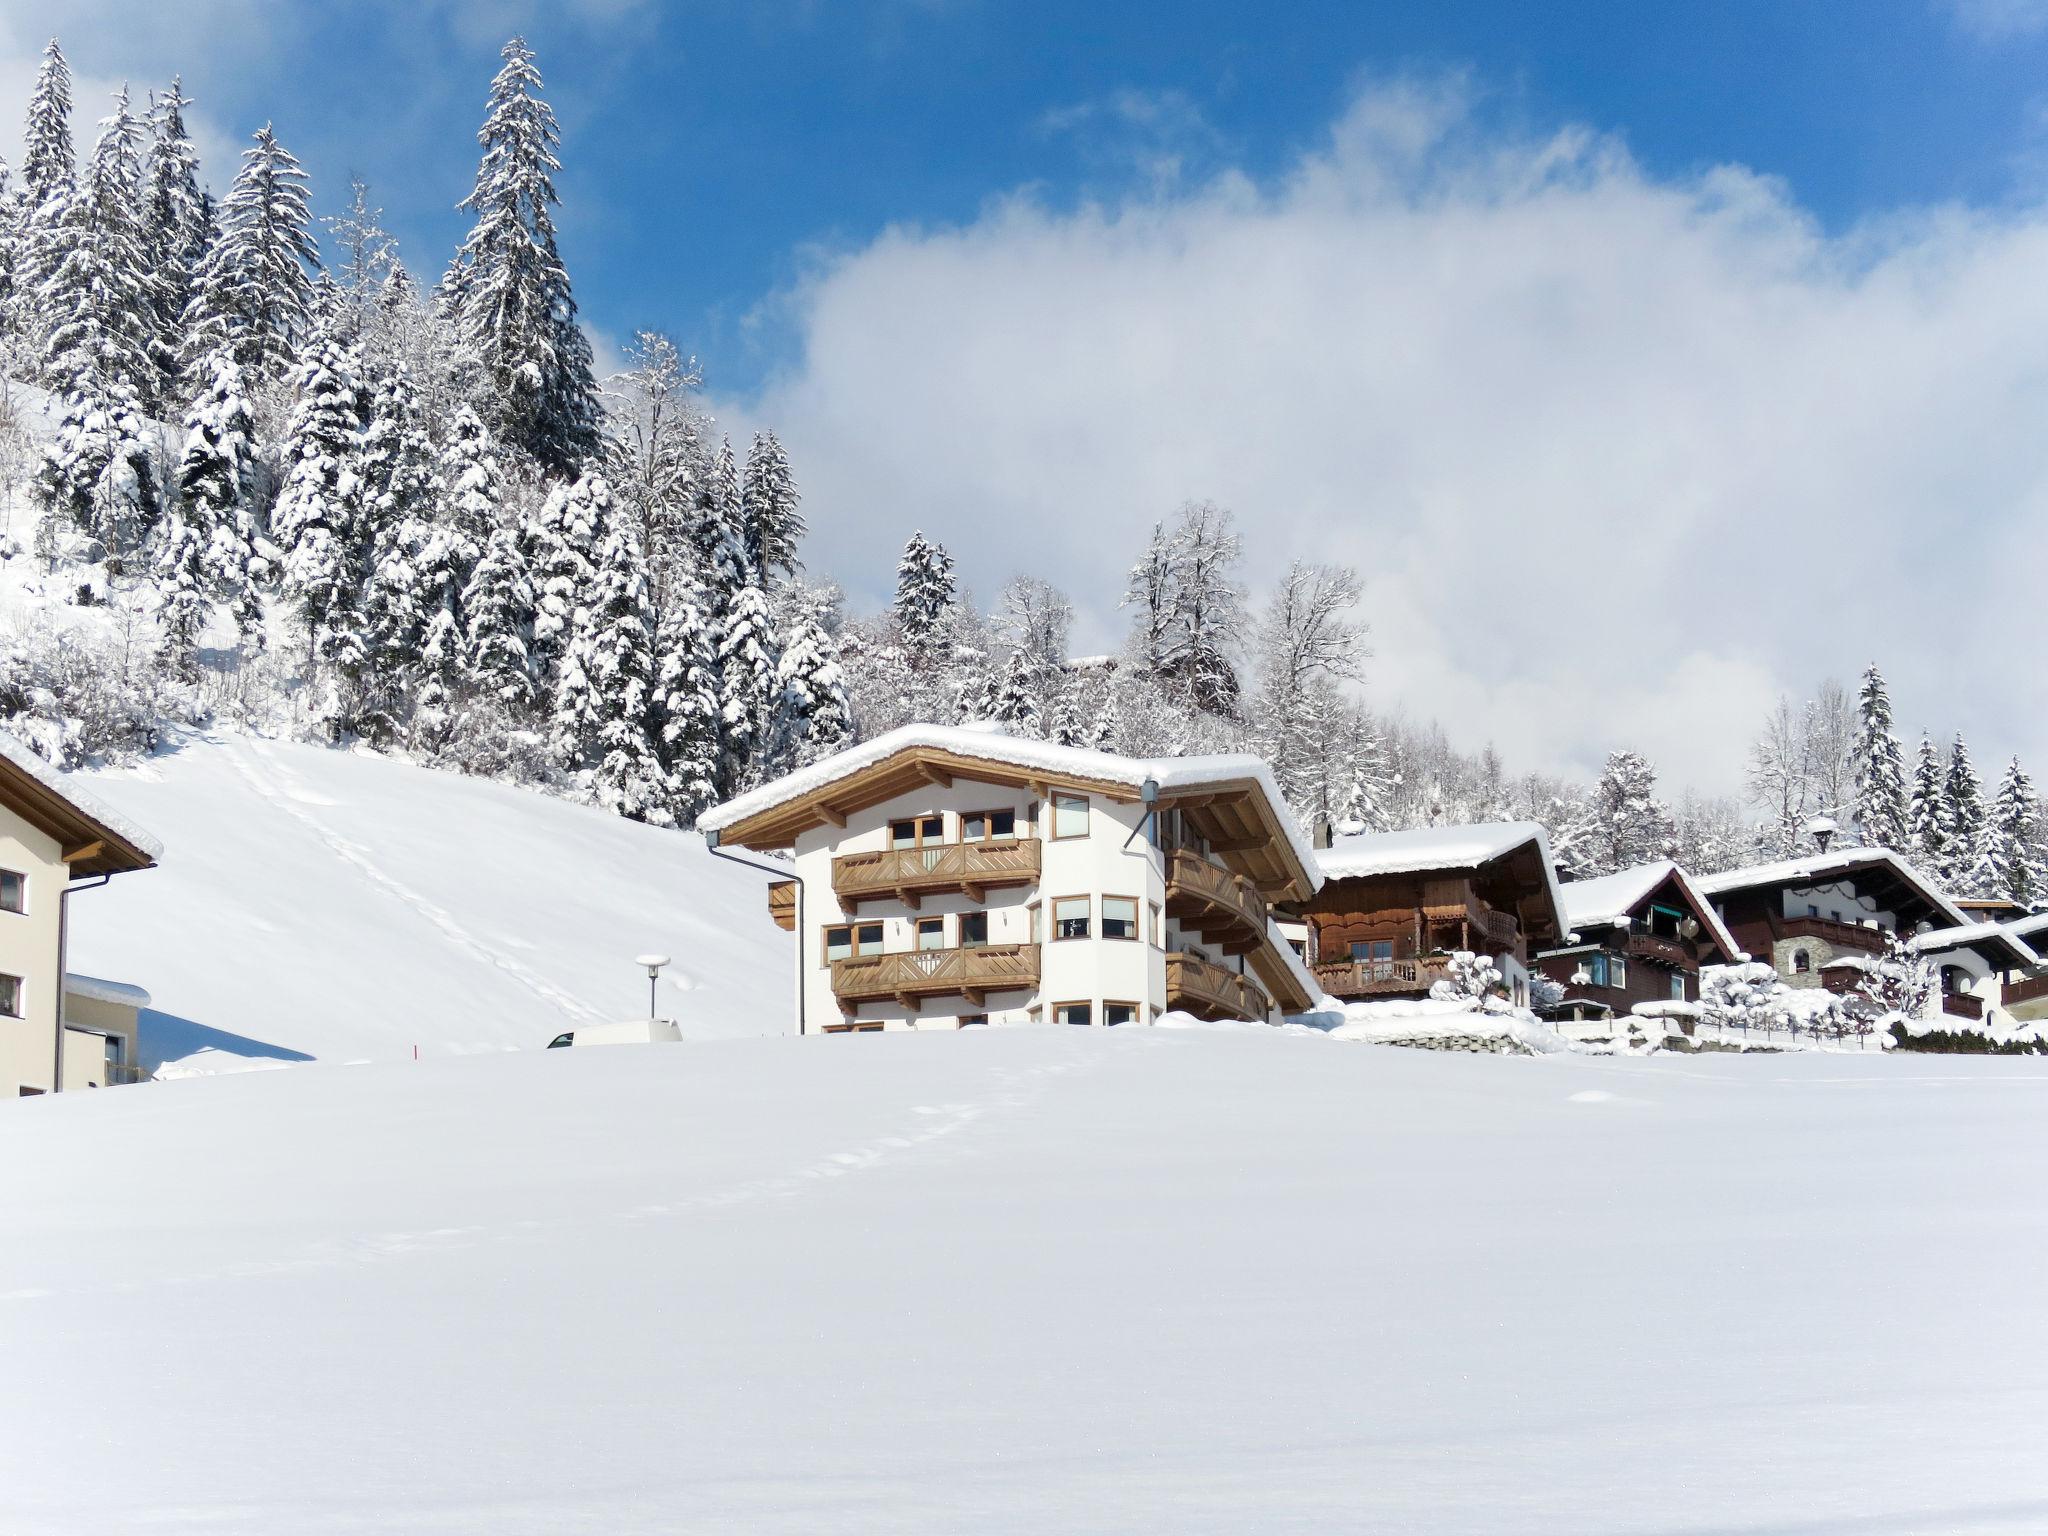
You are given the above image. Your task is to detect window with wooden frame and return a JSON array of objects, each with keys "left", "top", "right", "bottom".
[
  {"left": 1053, "top": 1000, "right": 1092, "bottom": 1026},
  {"left": 916, "top": 916, "right": 946, "bottom": 951},
  {"left": 0, "top": 973, "right": 22, "bottom": 1019},
  {"left": 1101, "top": 896, "right": 1139, "bottom": 940},
  {"left": 0, "top": 870, "right": 23, "bottom": 915},
  {"left": 1610, "top": 955, "right": 1629, "bottom": 989},
  {"left": 1669, "top": 973, "right": 1686, "bottom": 1001},
  {"left": 824, "top": 923, "right": 884, "bottom": 963},
  {"left": 890, "top": 815, "right": 946, "bottom": 850},
  {"left": 1026, "top": 902, "right": 1042, "bottom": 946},
  {"left": 1102, "top": 1001, "right": 1139, "bottom": 1027},
  {"left": 959, "top": 911, "right": 990, "bottom": 948},
  {"left": 1585, "top": 953, "right": 1610, "bottom": 987},
  {"left": 1053, "top": 896, "right": 1091, "bottom": 940},
  {"left": 1051, "top": 793, "right": 1089, "bottom": 840},
  {"left": 961, "top": 809, "right": 1017, "bottom": 843}
]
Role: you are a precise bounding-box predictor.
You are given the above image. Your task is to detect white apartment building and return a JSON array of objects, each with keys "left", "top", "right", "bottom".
[
  {"left": 700, "top": 725, "right": 1322, "bottom": 1034},
  {"left": 0, "top": 737, "right": 161, "bottom": 1098}
]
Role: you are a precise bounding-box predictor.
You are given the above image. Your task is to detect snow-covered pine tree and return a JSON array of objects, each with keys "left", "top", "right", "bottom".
[
  {"left": 175, "top": 347, "right": 266, "bottom": 645},
  {"left": 551, "top": 501, "right": 670, "bottom": 820},
  {"left": 1908, "top": 735, "right": 1952, "bottom": 874},
  {"left": 1982, "top": 758, "right": 2045, "bottom": 909},
  {"left": 651, "top": 588, "right": 721, "bottom": 821},
  {"left": 763, "top": 615, "right": 850, "bottom": 775},
  {"left": 991, "top": 646, "right": 1043, "bottom": 735},
  {"left": 1337, "top": 713, "right": 1395, "bottom": 833},
  {"left": 740, "top": 430, "right": 804, "bottom": 582},
  {"left": 21, "top": 39, "right": 75, "bottom": 211},
  {"left": 524, "top": 462, "right": 604, "bottom": 685},
  {"left": 34, "top": 87, "right": 160, "bottom": 571},
  {"left": 358, "top": 365, "right": 443, "bottom": 741},
  {"left": 1943, "top": 733, "right": 1987, "bottom": 890},
  {"left": 182, "top": 124, "right": 319, "bottom": 382},
  {"left": 152, "top": 509, "right": 211, "bottom": 682},
  {"left": 140, "top": 77, "right": 208, "bottom": 412},
  {"left": 716, "top": 578, "right": 781, "bottom": 794},
  {"left": 1851, "top": 663, "right": 1909, "bottom": 851},
  {"left": 1089, "top": 688, "right": 1121, "bottom": 752},
  {"left": 1585, "top": 749, "right": 1675, "bottom": 876},
  {"left": 449, "top": 37, "right": 599, "bottom": 474},
  {"left": 272, "top": 335, "right": 368, "bottom": 683},
  {"left": 892, "top": 531, "right": 957, "bottom": 659}
]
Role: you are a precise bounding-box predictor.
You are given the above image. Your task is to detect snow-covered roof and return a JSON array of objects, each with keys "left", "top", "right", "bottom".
[
  {"left": 0, "top": 734, "right": 163, "bottom": 867},
  {"left": 1999, "top": 910, "right": 2048, "bottom": 946},
  {"left": 63, "top": 973, "right": 152, "bottom": 1009},
  {"left": 701, "top": 723, "right": 1321, "bottom": 892},
  {"left": 1907, "top": 921, "right": 2040, "bottom": 969},
  {"left": 1556, "top": 860, "right": 1744, "bottom": 961},
  {"left": 1693, "top": 847, "right": 1966, "bottom": 927},
  {"left": 1261, "top": 917, "right": 1321, "bottom": 1008}
]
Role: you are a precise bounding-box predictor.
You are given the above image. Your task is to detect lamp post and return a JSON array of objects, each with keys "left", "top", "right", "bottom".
[{"left": 636, "top": 953, "right": 671, "bottom": 1020}]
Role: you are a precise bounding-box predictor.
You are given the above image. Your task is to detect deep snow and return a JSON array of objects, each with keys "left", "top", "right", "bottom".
[
  {"left": 5, "top": 1029, "right": 2047, "bottom": 1535},
  {"left": 60, "top": 731, "right": 793, "bottom": 1071}
]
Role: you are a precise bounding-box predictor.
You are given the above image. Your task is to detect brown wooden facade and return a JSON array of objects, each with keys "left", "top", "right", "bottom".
[{"left": 1536, "top": 868, "right": 1737, "bottom": 1012}]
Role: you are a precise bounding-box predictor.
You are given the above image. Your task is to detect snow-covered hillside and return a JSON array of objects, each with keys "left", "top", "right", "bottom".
[
  {"left": 5, "top": 1030, "right": 2046, "bottom": 1534},
  {"left": 61, "top": 732, "right": 792, "bottom": 1071}
]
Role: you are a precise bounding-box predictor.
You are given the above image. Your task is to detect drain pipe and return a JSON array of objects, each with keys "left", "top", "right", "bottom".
[
  {"left": 54, "top": 872, "right": 115, "bottom": 1092},
  {"left": 703, "top": 829, "right": 806, "bottom": 1037}
]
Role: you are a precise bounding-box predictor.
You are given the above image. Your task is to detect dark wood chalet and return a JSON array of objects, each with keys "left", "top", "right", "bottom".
[
  {"left": 1536, "top": 861, "right": 1741, "bottom": 1012},
  {"left": 1293, "top": 823, "right": 1567, "bottom": 1007},
  {"left": 1692, "top": 848, "right": 1967, "bottom": 991}
]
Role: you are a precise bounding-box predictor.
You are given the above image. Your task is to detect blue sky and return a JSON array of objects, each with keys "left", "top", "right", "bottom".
[
  {"left": 15, "top": 0, "right": 2048, "bottom": 392},
  {"left": 10, "top": 0, "right": 2048, "bottom": 792}
]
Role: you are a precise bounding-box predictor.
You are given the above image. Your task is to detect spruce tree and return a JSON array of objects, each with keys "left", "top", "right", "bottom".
[
  {"left": 552, "top": 505, "right": 670, "bottom": 820},
  {"left": 652, "top": 588, "right": 721, "bottom": 821},
  {"left": 21, "top": 39, "right": 75, "bottom": 212},
  {"left": 1944, "top": 733, "right": 1987, "bottom": 889},
  {"left": 462, "top": 515, "right": 536, "bottom": 708},
  {"left": 1986, "top": 759, "right": 2046, "bottom": 909},
  {"left": 34, "top": 89, "right": 160, "bottom": 569},
  {"left": 358, "top": 366, "right": 443, "bottom": 740},
  {"left": 175, "top": 347, "right": 265, "bottom": 645},
  {"left": 1908, "top": 735, "right": 1952, "bottom": 874},
  {"left": 183, "top": 125, "right": 319, "bottom": 381},
  {"left": 525, "top": 465, "right": 604, "bottom": 683},
  {"left": 153, "top": 510, "right": 212, "bottom": 683},
  {"left": 272, "top": 336, "right": 368, "bottom": 677},
  {"left": 140, "top": 77, "right": 208, "bottom": 411},
  {"left": 1851, "top": 664, "right": 1909, "bottom": 851},
  {"left": 740, "top": 430, "right": 804, "bottom": 581},
  {"left": 992, "top": 646, "right": 1042, "bottom": 734},
  {"left": 716, "top": 581, "right": 780, "bottom": 794},
  {"left": 450, "top": 36, "right": 599, "bottom": 473},
  {"left": 892, "top": 531, "right": 957, "bottom": 658},
  {"left": 764, "top": 616, "right": 850, "bottom": 773}
]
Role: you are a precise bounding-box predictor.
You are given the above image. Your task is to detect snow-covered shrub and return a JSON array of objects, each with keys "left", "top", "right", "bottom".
[
  {"left": 1530, "top": 972, "right": 1567, "bottom": 1010},
  {"left": 1700, "top": 961, "right": 1848, "bottom": 1041},
  {"left": 1429, "top": 950, "right": 1504, "bottom": 1003},
  {"left": 1850, "top": 931, "right": 1936, "bottom": 1033},
  {"left": 0, "top": 614, "right": 181, "bottom": 766}
]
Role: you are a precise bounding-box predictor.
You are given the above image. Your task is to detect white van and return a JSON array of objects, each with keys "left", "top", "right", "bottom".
[{"left": 545, "top": 1019, "right": 683, "bottom": 1049}]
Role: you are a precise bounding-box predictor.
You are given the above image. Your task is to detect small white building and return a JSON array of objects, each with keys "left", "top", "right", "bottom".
[
  {"left": 0, "top": 737, "right": 161, "bottom": 1098},
  {"left": 700, "top": 726, "right": 1322, "bottom": 1033}
]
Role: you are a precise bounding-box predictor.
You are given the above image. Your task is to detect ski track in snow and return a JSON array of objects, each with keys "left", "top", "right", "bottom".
[
  {"left": 6, "top": 1047, "right": 1101, "bottom": 1300},
  {"left": 223, "top": 735, "right": 608, "bottom": 1030}
]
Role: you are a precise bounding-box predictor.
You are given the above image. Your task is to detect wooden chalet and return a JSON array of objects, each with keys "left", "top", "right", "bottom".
[{"left": 1537, "top": 861, "right": 1742, "bottom": 1011}]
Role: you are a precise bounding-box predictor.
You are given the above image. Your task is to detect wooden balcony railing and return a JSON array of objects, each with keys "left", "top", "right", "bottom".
[
  {"left": 833, "top": 839, "right": 1042, "bottom": 911},
  {"left": 1311, "top": 956, "right": 1454, "bottom": 999},
  {"left": 2002, "top": 972, "right": 2048, "bottom": 1008},
  {"left": 1940, "top": 991, "right": 1986, "bottom": 1021},
  {"left": 1624, "top": 930, "right": 1690, "bottom": 967},
  {"left": 767, "top": 879, "right": 797, "bottom": 931},
  {"left": 1164, "top": 848, "right": 1267, "bottom": 952},
  {"left": 1777, "top": 916, "right": 1887, "bottom": 955},
  {"left": 831, "top": 942, "right": 1040, "bottom": 1011},
  {"left": 1166, "top": 951, "right": 1270, "bottom": 1022},
  {"left": 1471, "top": 904, "right": 1519, "bottom": 949}
]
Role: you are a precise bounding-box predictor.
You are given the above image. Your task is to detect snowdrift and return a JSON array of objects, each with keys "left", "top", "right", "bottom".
[{"left": 62, "top": 731, "right": 793, "bottom": 1071}]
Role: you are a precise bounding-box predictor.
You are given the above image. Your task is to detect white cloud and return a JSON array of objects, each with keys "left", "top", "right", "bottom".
[
  {"left": 1943, "top": 0, "right": 2048, "bottom": 40},
  {"left": 732, "top": 82, "right": 2048, "bottom": 797}
]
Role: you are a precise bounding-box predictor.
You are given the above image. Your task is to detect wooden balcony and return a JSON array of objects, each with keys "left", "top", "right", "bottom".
[
  {"left": 1777, "top": 916, "right": 1887, "bottom": 955},
  {"left": 1470, "top": 904, "right": 1519, "bottom": 950},
  {"left": 833, "top": 839, "right": 1042, "bottom": 911},
  {"left": 831, "top": 942, "right": 1040, "bottom": 1012},
  {"left": 1624, "top": 930, "right": 1690, "bottom": 967},
  {"left": 767, "top": 879, "right": 796, "bottom": 931},
  {"left": 1311, "top": 956, "right": 1453, "bottom": 999},
  {"left": 1166, "top": 951, "right": 1270, "bottom": 1022},
  {"left": 1164, "top": 848, "right": 1267, "bottom": 953},
  {"left": 2002, "top": 973, "right": 2048, "bottom": 1008},
  {"left": 1940, "top": 991, "right": 1985, "bottom": 1021}
]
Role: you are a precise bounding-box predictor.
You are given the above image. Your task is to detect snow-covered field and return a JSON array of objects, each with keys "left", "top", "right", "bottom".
[
  {"left": 5, "top": 1028, "right": 2047, "bottom": 1535},
  {"left": 61, "top": 732, "right": 792, "bottom": 1070}
]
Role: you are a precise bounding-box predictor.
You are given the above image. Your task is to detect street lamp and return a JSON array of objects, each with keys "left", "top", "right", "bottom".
[{"left": 636, "top": 953, "right": 671, "bottom": 1020}]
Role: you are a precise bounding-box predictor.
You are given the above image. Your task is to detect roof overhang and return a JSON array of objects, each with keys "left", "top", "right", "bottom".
[{"left": 0, "top": 752, "right": 157, "bottom": 877}]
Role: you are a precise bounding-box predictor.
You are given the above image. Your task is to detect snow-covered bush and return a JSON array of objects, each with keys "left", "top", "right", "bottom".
[
  {"left": 1429, "top": 950, "right": 1504, "bottom": 1003},
  {"left": 1529, "top": 972, "right": 1567, "bottom": 1010},
  {"left": 0, "top": 613, "right": 185, "bottom": 767},
  {"left": 1700, "top": 961, "right": 1848, "bottom": 1041},
  {"left": 1849, "top": 931, "right": 1936, "bottom": 1032}
]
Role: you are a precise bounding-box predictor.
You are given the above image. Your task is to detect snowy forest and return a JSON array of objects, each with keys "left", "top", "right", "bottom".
[{"left": 0, "top": 35, "right": 2042, "bottom": 908}]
